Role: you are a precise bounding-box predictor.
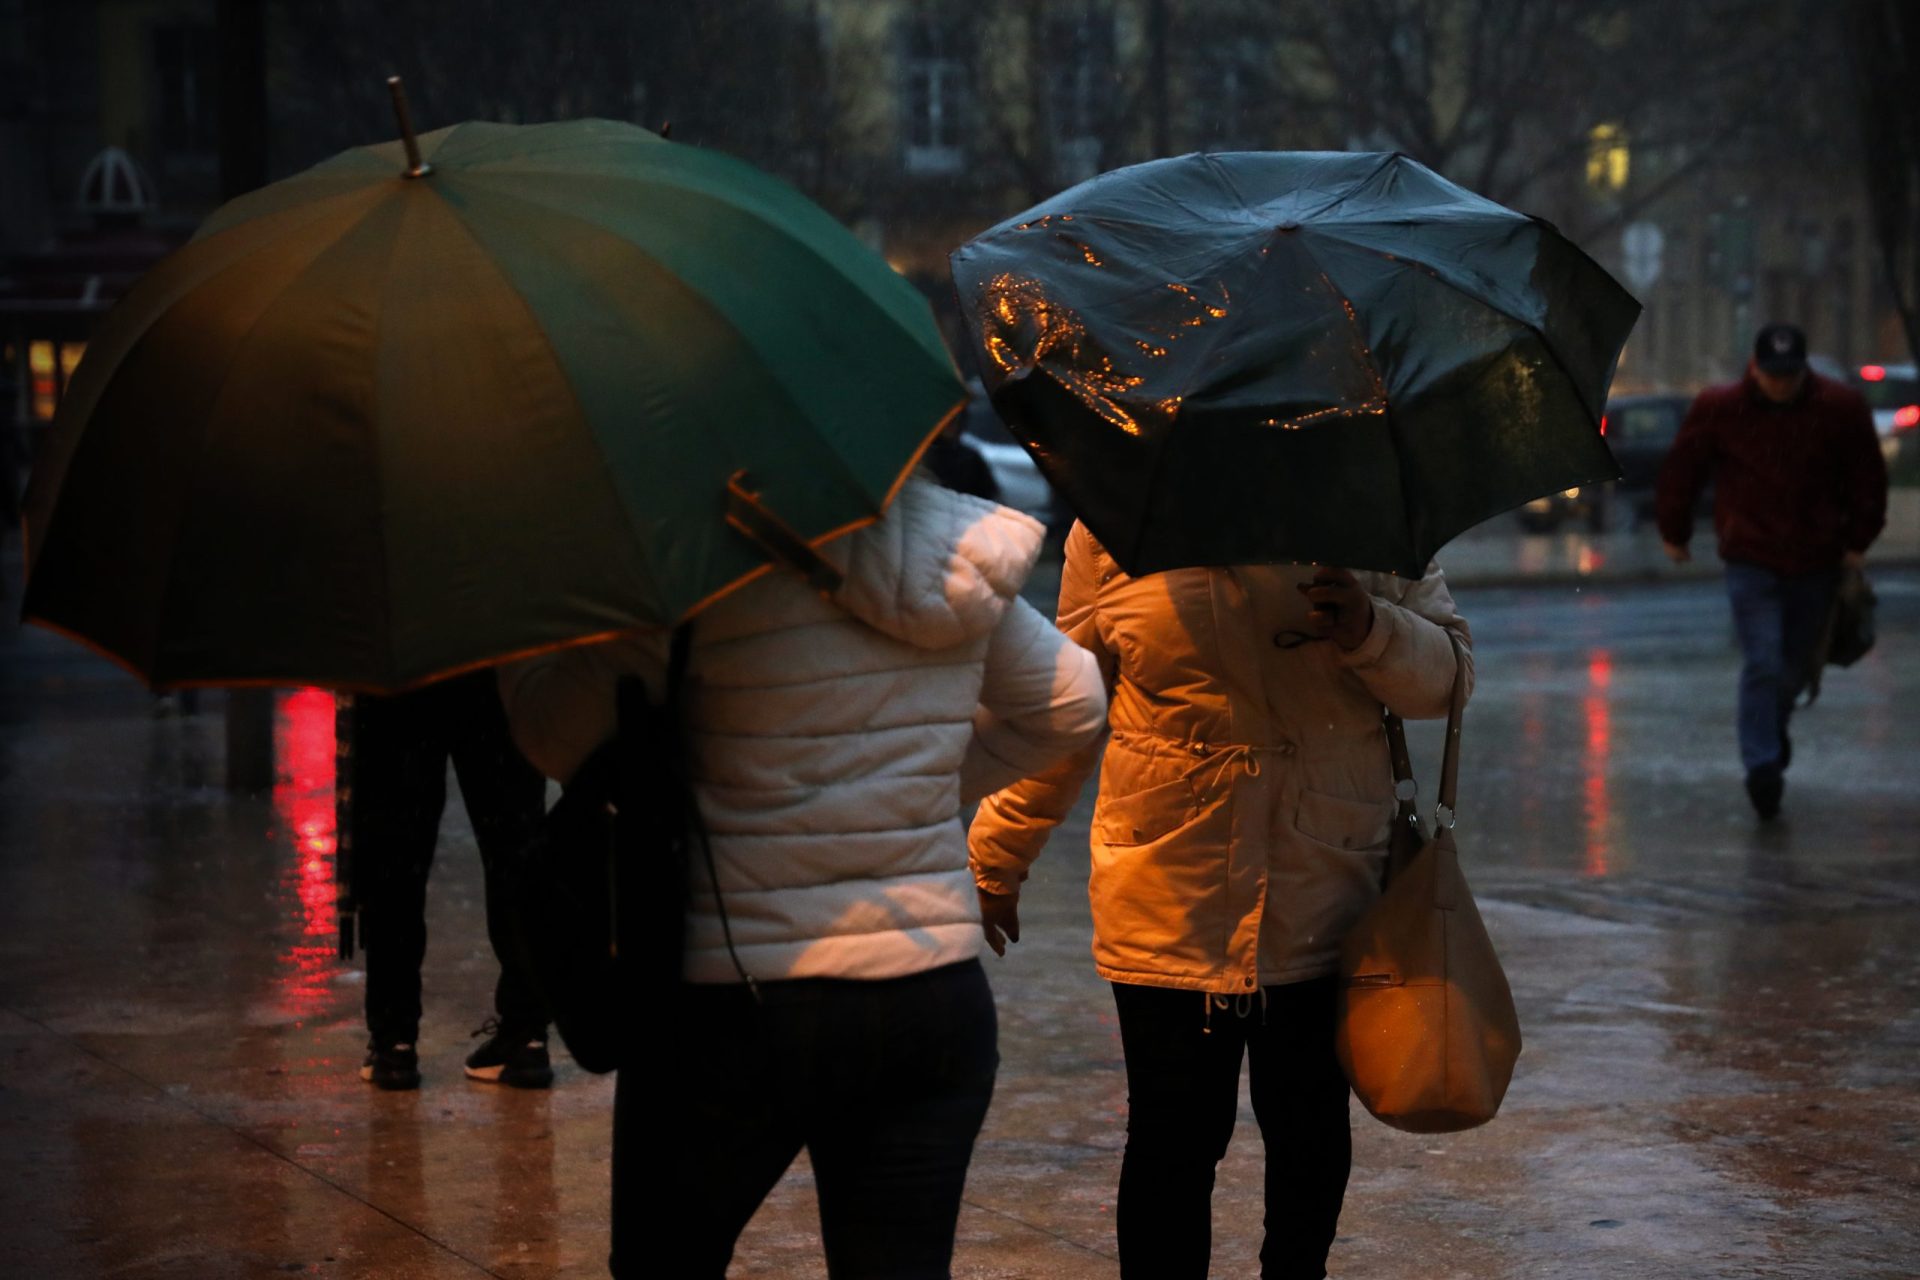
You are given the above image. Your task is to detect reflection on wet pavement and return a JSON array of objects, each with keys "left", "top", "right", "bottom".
[{"left": 2, "top": 567, "right": 1917, "bottom": 1277}]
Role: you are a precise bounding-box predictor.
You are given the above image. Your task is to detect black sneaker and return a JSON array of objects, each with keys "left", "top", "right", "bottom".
[
  {"left": 361, "top": 1041, "right": 421, "bottom": 1091},
  {"left": 464, "top": 1019, "right": 554, "bottom": 1089},
  {"left": 1745, "top": 767, "right": 1784, "bottom": 821}
]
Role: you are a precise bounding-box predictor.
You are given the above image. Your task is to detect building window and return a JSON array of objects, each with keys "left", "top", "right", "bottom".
[
  {"left": 903, "top": 15, "right": 969, "bottom": 175},
  {"left": 153, "top": 23, "right": 218, "bottom": 158},
  {"left": 1586, "top": 123, "right": 1629, "bottom": 193}
]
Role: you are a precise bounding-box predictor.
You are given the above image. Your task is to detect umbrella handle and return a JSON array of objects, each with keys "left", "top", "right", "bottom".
[
  {"left": 725, "top": 473, "right": 845, "bottom": 596},
  {"left": 386, "top": 76, "right": 432, "bottom": 179}
]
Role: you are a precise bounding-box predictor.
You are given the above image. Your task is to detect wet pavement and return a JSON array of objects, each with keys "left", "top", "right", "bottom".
[{"left": 2, "top": 548, "right": 1918, "bottom": 1278}]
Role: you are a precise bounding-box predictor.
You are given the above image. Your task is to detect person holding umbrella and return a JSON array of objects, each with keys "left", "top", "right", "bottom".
[
  {"left": 16, "top": 99, "right": 1105, "bottom": 1277},
  {"left": 949, "top": 150, "right": 1636, "bottom": 1278},
  {"left": 499, "top": 476, "right": 1108, "bottom": 1278},
  {"left": 969, "top": 536, "right": 1470, "bottom": 1278}
]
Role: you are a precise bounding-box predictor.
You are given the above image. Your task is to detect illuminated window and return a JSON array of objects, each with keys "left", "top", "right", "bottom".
[
  {"left": 28, "top": 340, "right": 86, "bottom": 422},
  {"left": 1587, "top": 123, "right": 1629, "bottom": 192}
]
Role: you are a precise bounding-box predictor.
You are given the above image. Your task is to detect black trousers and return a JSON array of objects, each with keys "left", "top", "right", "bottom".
[
  {"left": 1112, "top": 976, "right": 1352, "bottom": 1280},
  {"left": 611, "top": 960, "right": 999, "bottom": 1279},
  {"left": 352, "top": 670, "right": 549, "bottom": 1046}
]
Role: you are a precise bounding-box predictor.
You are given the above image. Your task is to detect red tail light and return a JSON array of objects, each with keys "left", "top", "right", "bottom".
[
  {"left": 1894, "top": 405, "right": 1920, "bottom": 430},
  {"left": 1862, "top": 364, "right": 1887, "bottom": 382}
]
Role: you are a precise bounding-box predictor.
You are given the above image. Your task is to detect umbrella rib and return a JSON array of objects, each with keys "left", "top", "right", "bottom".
[
  {"left": 1298, "top": 152, "right": 1402, "bottom": 224},
  {"left": 419, "top": 179, "right": 892, "bottom": 623},
  {"left": 1326, "top": 236, "right": 1610, "bottom": 425},
  {"left": 151, "top": 201, "right": 403, "bottom": 684},
  {"left": 442, "top": 175, "right": 903, "bottom": 506}
]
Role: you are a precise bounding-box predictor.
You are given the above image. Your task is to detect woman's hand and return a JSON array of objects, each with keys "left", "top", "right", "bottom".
[
  {"left": 978, "top": 888, "right": 1022, "bottom": 956},
  {"left": 1297, "top": 567, "right": 1376, "bottom": 651}
]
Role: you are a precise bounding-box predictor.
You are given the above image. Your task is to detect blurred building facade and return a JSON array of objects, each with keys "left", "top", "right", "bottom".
[
  {"left": 0, "top": 0, "right": 1906, "bottom": 451},
  {"left": 1, "top": 0, "right": 224, "bottom": 442}
]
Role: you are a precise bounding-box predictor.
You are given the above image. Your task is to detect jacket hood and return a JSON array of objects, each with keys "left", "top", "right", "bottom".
[{"left": 826, "top": 479, "right": 1044, "bottom": 650}]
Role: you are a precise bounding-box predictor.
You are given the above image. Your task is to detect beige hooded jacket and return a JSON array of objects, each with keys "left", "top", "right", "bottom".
[
  {"left": 968, "top": 521, "right": 1472, "bottom": 994},
  {"left": 501, "top": 480, "right": 1108, "bottom": 984}
]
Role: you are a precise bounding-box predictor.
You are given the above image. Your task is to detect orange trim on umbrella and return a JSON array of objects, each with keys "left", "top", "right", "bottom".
[{"left": 18, "top": 398, "right": 966, "bottom": 694}]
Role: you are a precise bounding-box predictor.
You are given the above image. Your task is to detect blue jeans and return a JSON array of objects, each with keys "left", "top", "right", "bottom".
[
  {"left": 611, "top": 959, "right": 998, "bottom": 1279},
  {"left": 1724, "top": 561, "right": 1839, "bottom": 775}
]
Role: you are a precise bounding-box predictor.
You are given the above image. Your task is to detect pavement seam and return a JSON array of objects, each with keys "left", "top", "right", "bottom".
[
  {"left": 959, "top": 1195, "right": 1119, "bottom": 1261},
  {"left": 3, "top": 1002, "right": 508, "bottom": 1279}
]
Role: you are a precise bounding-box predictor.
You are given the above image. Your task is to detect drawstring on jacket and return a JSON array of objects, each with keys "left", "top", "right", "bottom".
[{"left": 1200, "top": 987, "right": 1269, "bottom": 1033}]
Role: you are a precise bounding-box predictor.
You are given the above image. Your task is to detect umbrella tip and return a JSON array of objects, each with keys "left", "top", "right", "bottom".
[{"left": 385, "top": 75, "right": 432, "bottom": 179}]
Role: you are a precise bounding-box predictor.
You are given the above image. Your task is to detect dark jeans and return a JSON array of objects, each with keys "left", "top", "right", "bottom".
[
  {"left": 1724, "top": 560, "right": 1839, "bottom": 775},
  {"left": 1112, "top": 976, "right": 1351, "bottom": 1280},
  {"left": 352, "top": 670, "right": 549, "bottom": 1045},
  {"left": 611, "top": 959, "right": 998, "bottom": 1279}
]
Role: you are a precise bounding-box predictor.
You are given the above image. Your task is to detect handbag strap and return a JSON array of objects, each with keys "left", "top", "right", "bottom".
[
  {"left": 1381, "top": 630, "right": 1470, "bottom": 829},
  {"left": 1436, "top": 631, "right": 1469, "bottom": 825}
]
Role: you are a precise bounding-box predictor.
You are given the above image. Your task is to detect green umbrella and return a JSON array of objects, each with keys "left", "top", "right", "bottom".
[
  {"left": 23, "top": 112, "right": 964, "bottom": 691},
  {"left": 950, "top": 150, "right": 1640, "bottom": 577}
]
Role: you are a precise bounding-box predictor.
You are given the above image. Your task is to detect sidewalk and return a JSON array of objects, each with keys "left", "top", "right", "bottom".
[
  {"left": 1017, "top": 490, "right": 1920, "bottom": 605},
  {"left": 4, "top": 574, "right": 1918, "bottom": 1277},
  {"left": 1436, "top": 488, "right": 1920, "bottom": 588}
]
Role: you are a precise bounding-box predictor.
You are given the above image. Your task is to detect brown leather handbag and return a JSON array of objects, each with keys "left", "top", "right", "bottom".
[{"left": 1335, "top": 633, "right": 1521, "bottom": 1133}]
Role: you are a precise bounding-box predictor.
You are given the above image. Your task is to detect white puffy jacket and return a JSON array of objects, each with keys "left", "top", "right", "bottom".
[{"left": 499, "top": 480, "right": 1108, "bottom": 983}]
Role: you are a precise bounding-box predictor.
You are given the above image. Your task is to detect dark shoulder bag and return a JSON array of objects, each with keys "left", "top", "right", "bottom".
[{"left": 502, "top": 625, "right": 696, "bottom": 1074}]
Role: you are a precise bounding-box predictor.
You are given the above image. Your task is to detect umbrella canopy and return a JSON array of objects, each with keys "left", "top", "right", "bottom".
[
  {"left": 950, "top": 150, "right": 1640, "bottom": 577},
  {"left": 23, "top": 118, "right": 964, "bottom": 690}
]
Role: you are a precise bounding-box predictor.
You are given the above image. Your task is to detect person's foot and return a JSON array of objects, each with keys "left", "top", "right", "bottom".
[
  {"left": 1745, "top": 767, "right": 1784, "bottom": 821},
  {"left": 464, "top": 1019, "right": 554, "bottom": 1089},
  {"left": 361, "top": 1041, "right": 421, "bottom": 1090}
]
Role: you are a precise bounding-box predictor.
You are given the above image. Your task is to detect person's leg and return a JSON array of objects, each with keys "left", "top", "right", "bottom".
[
  {"left": 1725, "top": 562, "right": 1789, "bottom": 815},
  {"left": 1247, "top": 976, "right": 1353, "bottom": 1280},
  {"left": 802, "top": 960, "right": 999, "bottom": 1279},
  {"left": 1111, "top": 982, "right": 1248, "bottom": 1280},
  {"left": 442, "top": 672, "right": 551, "bottom": 1041},
  {"left": 611, "top": 982, "right": 805, "bottom": 1279},
  {"left": 1776, "top": 567, "right": 1842, "bottom": 759},
  {"left": 352, "top": 691, "right": 450, "bottom": 1062}
]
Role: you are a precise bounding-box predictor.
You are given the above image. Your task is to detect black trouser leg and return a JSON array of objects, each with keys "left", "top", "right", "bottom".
[
  {"left": 352, "top": 692, "right": 449, "bottom": 1046},
  {"left": 1112, "top": 981, "right": 1247, "bottom": 1280},
  {"left": 442, "top": 672, "right": 551, "bottom": 1038},
  {"left": 612, "top": 962, "right": 997, "bottom": 1280},
  {"left": 1248, "top": 976, "right": 1352, "bottom": 1280}
]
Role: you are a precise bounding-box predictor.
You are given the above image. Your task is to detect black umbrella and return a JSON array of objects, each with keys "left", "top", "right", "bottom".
[{"left": 951, "top": 151, "right": 1641, "bottom": 577}]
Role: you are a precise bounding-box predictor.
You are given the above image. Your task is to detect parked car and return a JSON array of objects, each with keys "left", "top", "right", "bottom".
[
  {"left": 1513, "top": 391, "right": 1699, "bottom": 532},
  {"left": 1852, "top": 361, "right": 1919, "bottom": 466}
]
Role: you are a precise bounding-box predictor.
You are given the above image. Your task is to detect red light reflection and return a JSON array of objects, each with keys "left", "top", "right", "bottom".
[
  {"left": 274, "top": 688, "right": 339, "bottom": 1019},
  {"left": 1582, "top": 650, "right": 1613, "bottom": 877},
  {"left": 1860, "top": 364, "right": 1886, "bottom": 382}
]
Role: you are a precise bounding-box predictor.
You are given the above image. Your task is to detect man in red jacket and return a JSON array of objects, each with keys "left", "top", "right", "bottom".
[{"left": 1656, "top": 323, "right": 1887, "bottom": 819}]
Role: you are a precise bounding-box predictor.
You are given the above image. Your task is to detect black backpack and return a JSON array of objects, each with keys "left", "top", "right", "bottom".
[{"left": 502, "top": 627, "right": 697, "bottom": 1073}]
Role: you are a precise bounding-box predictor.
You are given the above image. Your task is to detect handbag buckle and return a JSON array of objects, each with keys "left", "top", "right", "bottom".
[{"left": 1434, "top": 803, "right": 1457, "bottom": 830}]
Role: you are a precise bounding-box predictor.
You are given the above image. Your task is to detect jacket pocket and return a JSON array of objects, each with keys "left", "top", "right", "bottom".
[
  {"left": 1292, "top": 787, "right": 1394, "bottom": 853},
  {"left": 1093, "top": 775, "right": 1200, "bottom": 847}
]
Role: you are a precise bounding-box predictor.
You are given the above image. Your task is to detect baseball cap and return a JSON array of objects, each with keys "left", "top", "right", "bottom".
[{"left": 1753, "top": 323, "right": 1807, "bottom": 374}]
